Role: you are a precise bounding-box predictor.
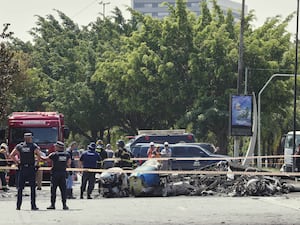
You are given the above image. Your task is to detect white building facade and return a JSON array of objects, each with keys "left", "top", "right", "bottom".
[{"left": 131, "top": 0, "right": 246, "bottom": 20}]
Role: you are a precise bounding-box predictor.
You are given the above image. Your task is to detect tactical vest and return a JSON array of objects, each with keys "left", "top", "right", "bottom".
[
  {"left": 50, "top": 151, "right": 70, "bottom": 172},
  {"left": 17, "top": 142, "right": 37, "bottom": 166}
]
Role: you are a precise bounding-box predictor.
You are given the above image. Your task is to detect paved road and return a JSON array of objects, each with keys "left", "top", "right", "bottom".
[{"left": 1, "top": 184, "right": 300, "bottom": 225}]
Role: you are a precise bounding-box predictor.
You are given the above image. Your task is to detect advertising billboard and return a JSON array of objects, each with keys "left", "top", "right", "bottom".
[{"left": 230, "top": 95, "right": 253, "bottom": 136}]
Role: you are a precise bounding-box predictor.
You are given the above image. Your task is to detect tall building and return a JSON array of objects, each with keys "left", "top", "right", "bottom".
[{"left": 131, "top": 0, "right": 246, "bottom": 20}]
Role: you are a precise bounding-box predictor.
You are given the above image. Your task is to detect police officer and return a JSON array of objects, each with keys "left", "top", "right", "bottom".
[
  {"left": 0, "top": 143, "right": 9, "bottom": 191},
  {"left": 79, "top": 142, "right": 101, "bottom": 199},
  {"left": 10, "top": 133, "right": 42, "bottom": 210},
  {"left": 115, "top": 140, "right": 134, "bottom": 168},
  {"left": 41, "top": 141, "right": 70, "bottom": 210}
]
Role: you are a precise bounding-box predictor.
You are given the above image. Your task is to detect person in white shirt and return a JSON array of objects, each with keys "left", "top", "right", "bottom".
[{"left": 160, "top": 142, "right": 172, "bottom": 170}]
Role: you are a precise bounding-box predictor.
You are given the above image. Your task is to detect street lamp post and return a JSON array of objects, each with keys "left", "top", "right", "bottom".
[
  {"left": 293, "top": 0, "right": 300, "bottom": 172},
  {"left": 258, "top": 74, "right": 297, "bottom": 168}
]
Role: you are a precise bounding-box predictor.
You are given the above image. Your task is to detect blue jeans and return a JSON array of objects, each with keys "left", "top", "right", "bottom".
[{"left": 66, "top": 173, "right": 73, "bottom": 189}]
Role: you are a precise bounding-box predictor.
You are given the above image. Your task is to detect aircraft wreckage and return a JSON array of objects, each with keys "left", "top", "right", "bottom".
[{"left": 98, "top": 159, "right": 295, "bottom": 197}]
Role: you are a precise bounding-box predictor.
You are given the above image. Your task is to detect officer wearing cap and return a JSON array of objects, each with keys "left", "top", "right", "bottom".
[
  {"left": 10, "top": 132, "right": 42, "bottom": 210},
  {"left": 41, "top": 141, "right": 71, "bottom": 210},
  {"left": 79, "top": 142, "right": 101, "bottom": 199}
]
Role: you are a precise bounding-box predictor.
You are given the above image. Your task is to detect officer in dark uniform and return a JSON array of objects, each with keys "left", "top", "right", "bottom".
[
  {"left": 115, "top": 140, "right": 134, "bottom": 168},
  {"left": 79, "top": 142, "right": 101, "bottom": 199},
  {"left": 0, "top": 143, "right": 9, "bottom": 191},
  {"left": 41, "top": 141, "right": 71, "bottom": 210},
  {"left": 10, "top": 133, "right": 42, "bottom": 210}
]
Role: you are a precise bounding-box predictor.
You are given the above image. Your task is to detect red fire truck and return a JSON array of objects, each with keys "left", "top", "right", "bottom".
[{"left": 2, "top": 112, "right": 69, "bottom": 185}]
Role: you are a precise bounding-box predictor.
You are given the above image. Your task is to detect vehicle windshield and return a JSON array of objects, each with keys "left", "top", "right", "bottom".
[
  {"left": 284, "top": 134, "right": 300, "bottom": 148},
  {"left": 10, "top": 127, "right": 58, "bottom": 144}
]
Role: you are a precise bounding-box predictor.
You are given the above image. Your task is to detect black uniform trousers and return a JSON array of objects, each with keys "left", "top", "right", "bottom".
[
  {"left": 17, "top": 165, "right": 36, "bottom": 209},
  {"left": 50, "top": 171, "right": 67, "bottom": 206},
  {"left": 81, "top": 171, "right": 96, "bottom": 195}
]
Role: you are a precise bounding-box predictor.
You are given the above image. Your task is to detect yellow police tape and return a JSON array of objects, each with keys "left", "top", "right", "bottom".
[
  {"left": 0, "top": 154, "right": 296, "bottom": 162},
  {"left": 0, "top": 166, "right": 299, "bottom": 177},
  {"left": 0, "top": 154, "right": 299, "bottom": 177},
  {"left": 0, "top": 165, "right": 299, "bottom": 177}
]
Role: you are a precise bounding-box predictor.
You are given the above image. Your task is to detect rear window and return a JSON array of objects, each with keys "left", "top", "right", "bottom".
[{"left": 172, "top": 146, "right": 208, "bottom": 157}]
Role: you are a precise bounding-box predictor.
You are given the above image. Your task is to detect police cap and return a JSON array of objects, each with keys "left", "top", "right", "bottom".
[
  {"left": 55, "top": 141, "right": 65, "bottom": 148},
  {"left": 24, "top": 132, "right": 33, "bottom": 137}
]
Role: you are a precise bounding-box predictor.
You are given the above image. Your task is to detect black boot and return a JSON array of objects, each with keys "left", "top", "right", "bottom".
[
  {"left": 80, "top": 191, "right": 83, "bottom": 199},
  {"left": 47, "top": 205, "right": 55, "bottom": 210},
  {"left": 63, "top": 203, "right": 69, "bottom": 210}
]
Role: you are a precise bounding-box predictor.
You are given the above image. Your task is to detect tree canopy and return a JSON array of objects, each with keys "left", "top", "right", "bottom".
[{"left": 1, "top": 0, "right": 297, "bottom": 153}]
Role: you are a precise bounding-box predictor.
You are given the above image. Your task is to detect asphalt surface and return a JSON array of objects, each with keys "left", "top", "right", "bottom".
[{"left": 1, "top": 179, "right": 300, "bottom": 225}]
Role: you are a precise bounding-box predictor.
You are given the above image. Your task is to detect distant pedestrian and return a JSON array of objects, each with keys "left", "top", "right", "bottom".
[
  {"left": 41, "top": 141, "right": 71, "bottom": 210},
  {"left": 147, "top": 142, "right": 156, "bottom": 158},
  {"left": 115, "top": 140, "right": 134, "bottom": 168},
  {"left": 79, "top": 142, "right": 101, "bottom": 199},
  {"left": 160, "top": 142, "right": 172, "bottom": 158},
  {"left": 103, "top": 144, "right": 114, "bottom": 169},
  {"left": 0, "top": 143, "right": 9, "bottom": 191},
  {"left": 295, "top": 144, "right": 300, "bottom": 172},
  {"left": 160, "top": 142, "right": 172, "bottom": 170},
  {"left": 66, "top": 141, "right": 78, "bottom": 199},
  {"left": 35, "top": 151, "right": 45, "bottom": 190},
  {"left": 10, "top": 133, "right": 42, "bottom": 210},
  {"left": 96, "top": 141, "right": 108, "bottom": 168}
]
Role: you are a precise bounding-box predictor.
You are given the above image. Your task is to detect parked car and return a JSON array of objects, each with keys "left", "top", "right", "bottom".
[
  {"left": 125, "top": 130, "right": 195, "bottom": 151},
  {"left": 182, "top": 142, "right": 218, "bottom": 154},
  {"left": 169, "top": 143, "right": 229, "bottom": 170}
]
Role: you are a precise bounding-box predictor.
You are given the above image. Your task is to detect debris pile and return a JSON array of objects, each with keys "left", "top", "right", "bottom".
[{"left": 164, "top": 162, "right": 292, "bottom": 197}]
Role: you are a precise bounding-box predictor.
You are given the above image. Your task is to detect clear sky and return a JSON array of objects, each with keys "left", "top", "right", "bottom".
[{"left": 0, "top": 0, "right": 297, "bottom": 42}]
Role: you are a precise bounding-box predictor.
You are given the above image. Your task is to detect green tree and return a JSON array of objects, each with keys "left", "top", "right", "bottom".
[{"left": 0, "top": 24, "right": 19, "bottom": 122}]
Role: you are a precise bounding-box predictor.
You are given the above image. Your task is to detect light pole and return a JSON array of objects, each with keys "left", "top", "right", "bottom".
[
  {"left": 293, "top": 0, "right": 300, "bottom": 172},
  {"left": 234, "top": 0, "right": 246, "bottom": 159},
  {"left": 99, "top": 1, "right": 110, "bottom": 19},
  {"left": 257, "top": 74, "right": 297, "bottom": 168}
]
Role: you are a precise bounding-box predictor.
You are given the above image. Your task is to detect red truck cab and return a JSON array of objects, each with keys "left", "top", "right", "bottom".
[{"left": 4, "top": 112, "right": 69, "bottom": 185}]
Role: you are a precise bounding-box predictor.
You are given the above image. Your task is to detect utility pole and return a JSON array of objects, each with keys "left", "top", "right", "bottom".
[
  {"left": 237, "top": 0, "right": 245, "bottom": 95},
  {"left": 293, "top": 0, "right": 299, "bottom": 172},
  {"left": 234, "top": 0, "right": 245, "bottom": 158},
  {"left": 99, "top": 1, "right": 110, "bottom": 19}
]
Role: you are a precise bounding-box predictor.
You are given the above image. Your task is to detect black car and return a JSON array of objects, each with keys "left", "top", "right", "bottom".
[
  {"left": 125, "top": 133, "right": 195, "bottom": 151},
  {"left": 169, "top": 144, "right": 228, "bottom": 170},
  {"left": 182, "top": 142, "right": 218, "bottom": 154}
]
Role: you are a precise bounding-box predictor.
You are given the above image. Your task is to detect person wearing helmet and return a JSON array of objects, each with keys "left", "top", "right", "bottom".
[
  {"left": 96, "top": 139, "right": 104, "bottom": 148},
  {"left": 102, "top": 144, "right": 114, "bottom": 169},
  {"left": 105, "top": 144, "right": 114, "bottom": 158},
  {"left": 160, "top": 142, "right": 172, "bottom": 170},
  {"left": 96, "top": 142, "right": 108, "bottom": 164},
  {"left": 115, "top": 140, "right": 134, "bottom": 168},
  {"left": 147, "top": 142, "right": 156, "bottom": 158}
]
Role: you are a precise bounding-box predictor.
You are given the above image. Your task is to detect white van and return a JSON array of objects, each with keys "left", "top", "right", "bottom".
[{"left": 283, "top": 131, "right": 300, "bottom": 171}]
